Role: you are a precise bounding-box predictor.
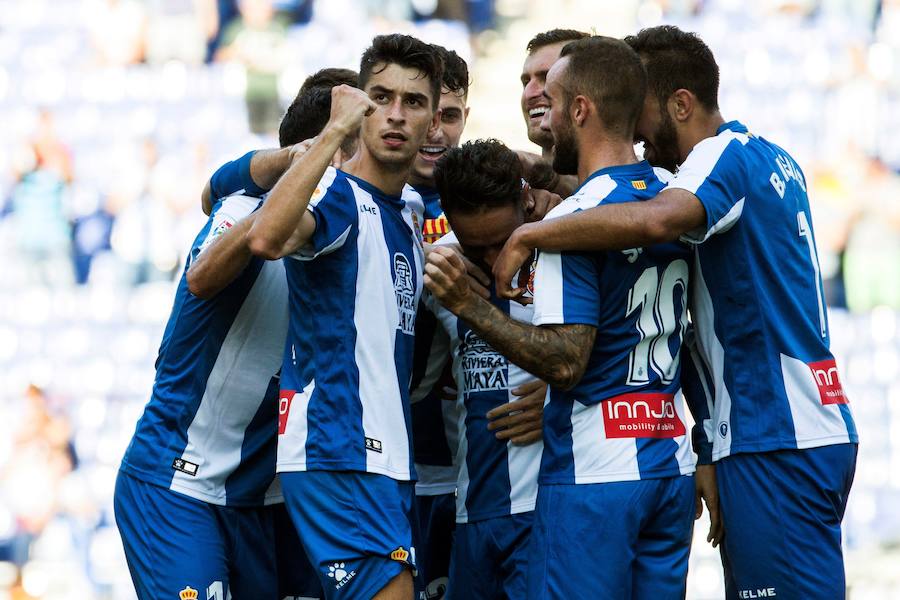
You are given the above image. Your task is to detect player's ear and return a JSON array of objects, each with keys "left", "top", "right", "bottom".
[
  {"left": 571, "top": 94, "right": 590, "bottom": 127},
  {"left": 670, "top": 89, "right": 694, "bottom": 123}
]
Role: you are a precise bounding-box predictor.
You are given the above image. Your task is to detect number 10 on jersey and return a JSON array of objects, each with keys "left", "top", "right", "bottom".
[{"left": 625, "top": 260, "right": 689, "bottom": 386}]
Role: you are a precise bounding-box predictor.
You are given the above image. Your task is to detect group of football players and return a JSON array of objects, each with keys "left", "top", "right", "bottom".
[{"left": 113, "top": 24, "right": 858, "bottom": 600}]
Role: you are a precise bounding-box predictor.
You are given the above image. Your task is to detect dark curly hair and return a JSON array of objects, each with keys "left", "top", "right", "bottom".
[
  {"left": 432, "top": 44, "right": 470, "bottom": 97},
  {"left": 434, "top": 139, "right": 523, "bottom": 215},
  {"left": 625, "top": 25, "right": 720, "bottom": 111},
  {"left": 359, "top": 34, "right": 443, "bottom": 110},
  {"left": 279, "top": 68, "right": 358, "bottom": 148}
]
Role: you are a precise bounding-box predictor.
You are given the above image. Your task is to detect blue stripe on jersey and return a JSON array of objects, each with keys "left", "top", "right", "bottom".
[
  {"left": 224, "top": 372, "right": 280, "bottom": 502},
  {"left": 121, "top": 199, "right": 271, "bottom": 505},
  {"left": 285, "top": 177, "right": 365, "bottom": 469},
  {"left": 541, "top": 388, "right": 576, "bottom": 483},
  {"left": 411, "top": 304, "right": 454, "bottom": 467},
  {"left": 457, "top": 297, "right": 513, "bottom": 520},
  {"left": 384, "top": 206, "right": 421, "bottom": 478},
  {"left": 209, "top": 151, "right": 267, "bottom": 200},
  {"left": 561, "top": 250, "right": 600, "bottom": 326}
]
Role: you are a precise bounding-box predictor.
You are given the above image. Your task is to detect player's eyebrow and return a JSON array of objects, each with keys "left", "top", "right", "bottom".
[
  {"left": 404, "top": 91, "right": 429, "bottom": 105},
  {"left": 370, "top": 85, "right": 394, "bottom": 96}
]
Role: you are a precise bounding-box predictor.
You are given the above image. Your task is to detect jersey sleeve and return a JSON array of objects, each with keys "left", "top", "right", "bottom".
[
  {"left": 667, "top": 134, "right": 748, "bottom": 244},
  {"left": 289, "top": 167, "right": 357, "bottom": 261},
  {"left": 209, "top": 151, "right": 268, "bottom": 201},
  {"left": 191, "top": 194, "right": 261, "bottom": 262},
  {"left": 532, "top": 250, "right": 599, "bottom": 327},
  {"left": 681, "top": 327, "right": 714, "bottom": 465}
]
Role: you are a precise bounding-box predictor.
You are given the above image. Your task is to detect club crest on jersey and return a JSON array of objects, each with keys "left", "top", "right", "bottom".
[
  {"left": 602, "top": 392, "right": 686, "bottom": 439},
  {"left": 459, "top": 330, "right": 508, "bottom": 393},
  {"left": 393, "top": 253, "right": 416, "bottom": 335},
  {"left": 178, "top": 587, "right": 198, "bottom": 600}
]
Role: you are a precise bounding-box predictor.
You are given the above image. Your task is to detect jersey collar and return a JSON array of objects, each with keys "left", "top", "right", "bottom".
[
  {"left": 339, "top": 169, "right": 405, "bottom": 208},
  {"left": 573, "top": 160, "right": 655, "bottom": 195},
  {"left": 717, "top": 120, "right": 748, "bottom": 135}
]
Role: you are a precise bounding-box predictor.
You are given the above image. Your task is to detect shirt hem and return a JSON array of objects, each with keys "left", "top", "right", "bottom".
[
  {"left": 276, "top": 460, "right": 413, "bottom": 481},
  {"left": 456, "top": 501, "right": 536, "bottom": 523},
  {"left": 712, "top": 434, "right": 859, "bottom": 462},
  {"left": 118, "top": 463, "right": 274, "bottom": 507},
  {"left": 540, "top": 463, "right": 695, "bottom": 485}
]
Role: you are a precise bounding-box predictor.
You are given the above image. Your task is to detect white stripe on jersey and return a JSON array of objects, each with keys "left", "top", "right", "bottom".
[
  {"left": 670, "top": 131, "right": 749, "bottom": 244},
  {"left": 780, "top": 354, "right": 854, "bottom": 449},
  {"left": 172, "top": 196, "right": 288, "bottom": 506},
  {"left": 349, "top": 177, "right": 414, "bottom": 479},
  {"left": 691, "top": 251, "right": 734, "bottom": 460},
  {"left": 277, "top": 378, "right": 315, "bottom": 470},
  {"left": 571, "top": 400, "right": 639, "bottom": 483}
]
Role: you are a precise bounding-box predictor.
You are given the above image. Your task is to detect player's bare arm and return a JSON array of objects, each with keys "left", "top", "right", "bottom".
[
  {"left": 186, "top": 213, "right": 258, "bottom": 299},
  {"left": 494, "top": 187, "right": 707, "bottom": 299},
  {"left": 425, "top": 246, "right": 595, "bottom": 390},
  {"left": 247, "top": 85, "right": 375, "bottom": 259}
]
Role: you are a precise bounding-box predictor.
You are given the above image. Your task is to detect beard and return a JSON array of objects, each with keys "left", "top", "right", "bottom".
[
  {"left": 644, "top": 109, "right": 681, "bottom": 173},
  {"left": 551, "top": 118, "right": 579, "bottom": 176}
]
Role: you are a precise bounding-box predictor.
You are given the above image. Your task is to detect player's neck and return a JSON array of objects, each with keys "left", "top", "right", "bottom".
[
  {"left": 681, "top": 110, "right": 726, "bottom": 160},
  {"left": 577, "top": 139, "right": 639, "bottom": 184},
  {"left": 342, "top": 150, "right": 411, "bottom": 197}
]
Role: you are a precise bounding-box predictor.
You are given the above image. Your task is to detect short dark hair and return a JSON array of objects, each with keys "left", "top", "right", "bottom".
[
  {"left": 433, "top": 44, "right": 469, "bottom": 97},
  {"left": 624, "top": 25, "right": 720, "bottom": 111},
  {"left": 279, "top": 68, "right": 358, "bottom": 148},
  {"left": 434, "top": 139, "right": 522, "bottom": 215},
  {"left": 526, "top": 28, "right": 589, "bottom": 53},
  {"left": 557, "top": 36, "right": 647, "bottom": 139},
  {"left": 359, "top": 34, "right": 443, "bottom": 110}
]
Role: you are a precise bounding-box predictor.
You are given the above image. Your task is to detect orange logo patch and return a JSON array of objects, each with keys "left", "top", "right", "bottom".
[{"left": 390, "top": 547, "right": 410, "bottom": 562}]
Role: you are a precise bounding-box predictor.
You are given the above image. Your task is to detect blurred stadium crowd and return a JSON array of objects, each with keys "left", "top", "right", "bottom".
[{"left": 1, "top": 0, "right": 900, "bottom": 598}]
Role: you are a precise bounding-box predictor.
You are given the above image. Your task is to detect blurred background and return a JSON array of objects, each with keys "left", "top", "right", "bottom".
[{"left": 0, "top": 0, "right": 899, "bottom": 597}]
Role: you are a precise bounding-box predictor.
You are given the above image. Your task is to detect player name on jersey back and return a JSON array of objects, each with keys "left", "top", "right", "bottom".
[{"left": 669, "top": 121, "right": 857, "bottom": 461}]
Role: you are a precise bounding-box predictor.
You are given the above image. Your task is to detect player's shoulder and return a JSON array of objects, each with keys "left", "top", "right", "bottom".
[
  {"left": 211, "top": 193, "right": 263, "bottom": 220},
  {"left": 651, "top": 166, "right": 674, "bottom": 185},
  {"left": 545, "top": 174, "right": 618, "bottom": 219}
]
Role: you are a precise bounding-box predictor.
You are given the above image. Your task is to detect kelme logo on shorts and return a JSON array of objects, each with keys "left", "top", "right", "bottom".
[{"left": 327, "top": 562, "right": 356, "bottom": 589}]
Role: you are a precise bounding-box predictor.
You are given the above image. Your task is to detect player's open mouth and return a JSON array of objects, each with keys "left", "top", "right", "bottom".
[
  {"left": 418, "top": 145, "right": 446, "bottom": 162},
  {"left": 382, "top": 132, "right": 408, "bottom": 148},
  {"left": 528, "top": 106, "right": 548, "bottom": 121}
]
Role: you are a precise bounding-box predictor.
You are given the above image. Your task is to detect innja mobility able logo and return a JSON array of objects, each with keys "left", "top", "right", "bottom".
[
  {"left": 602, "top": 393, "right": 686, "bottom": 439},
  {"left": 808, "top": 358, "right": 849, "bottom": 405}
]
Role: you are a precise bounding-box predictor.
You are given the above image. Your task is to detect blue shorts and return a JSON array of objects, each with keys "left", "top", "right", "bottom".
[
  {"left": 717, "top": 443, "right": 857, "bottom": 600},
  {"left": 114, "top": 470, "right": 278, "bottom": 600},
  {"left": 527, "top": 475, "right": 694, "bottom": 600},
  {"left": 281, "top": 471, "right": 418, "bottom": 600},
  {"left": 271, "top": 502, "right": 324, "bottom": 599},
  {"left": 415, "top": 492, "right": 455, "bottom": 599},
  {"left": 447, "top": 512, "right": 533, "bottom": 600}
]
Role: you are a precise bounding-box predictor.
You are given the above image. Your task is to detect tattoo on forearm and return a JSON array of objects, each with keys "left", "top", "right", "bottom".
[{"left": 459, "top": 298, "right": 596, "bottom": 390}]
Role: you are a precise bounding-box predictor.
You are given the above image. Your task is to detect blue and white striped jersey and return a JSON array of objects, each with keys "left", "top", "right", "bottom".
[
  {"left": 533, "top": 161, "right": 696, "bottom": 485},
  {"left": 276, "top": 167, "right": 425, "bottom": 481},
  {"left": 120, "top": 194, "right": 287, "bottom": 507},
  {"left": 410, "top": 185, "right": 461, "bottom": 496},
  {"left": 425, "top": 253, "right": 542, "bottom": 523},
  {"left": 669, "top": 121, "right": 857, "bottom": 461}
]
